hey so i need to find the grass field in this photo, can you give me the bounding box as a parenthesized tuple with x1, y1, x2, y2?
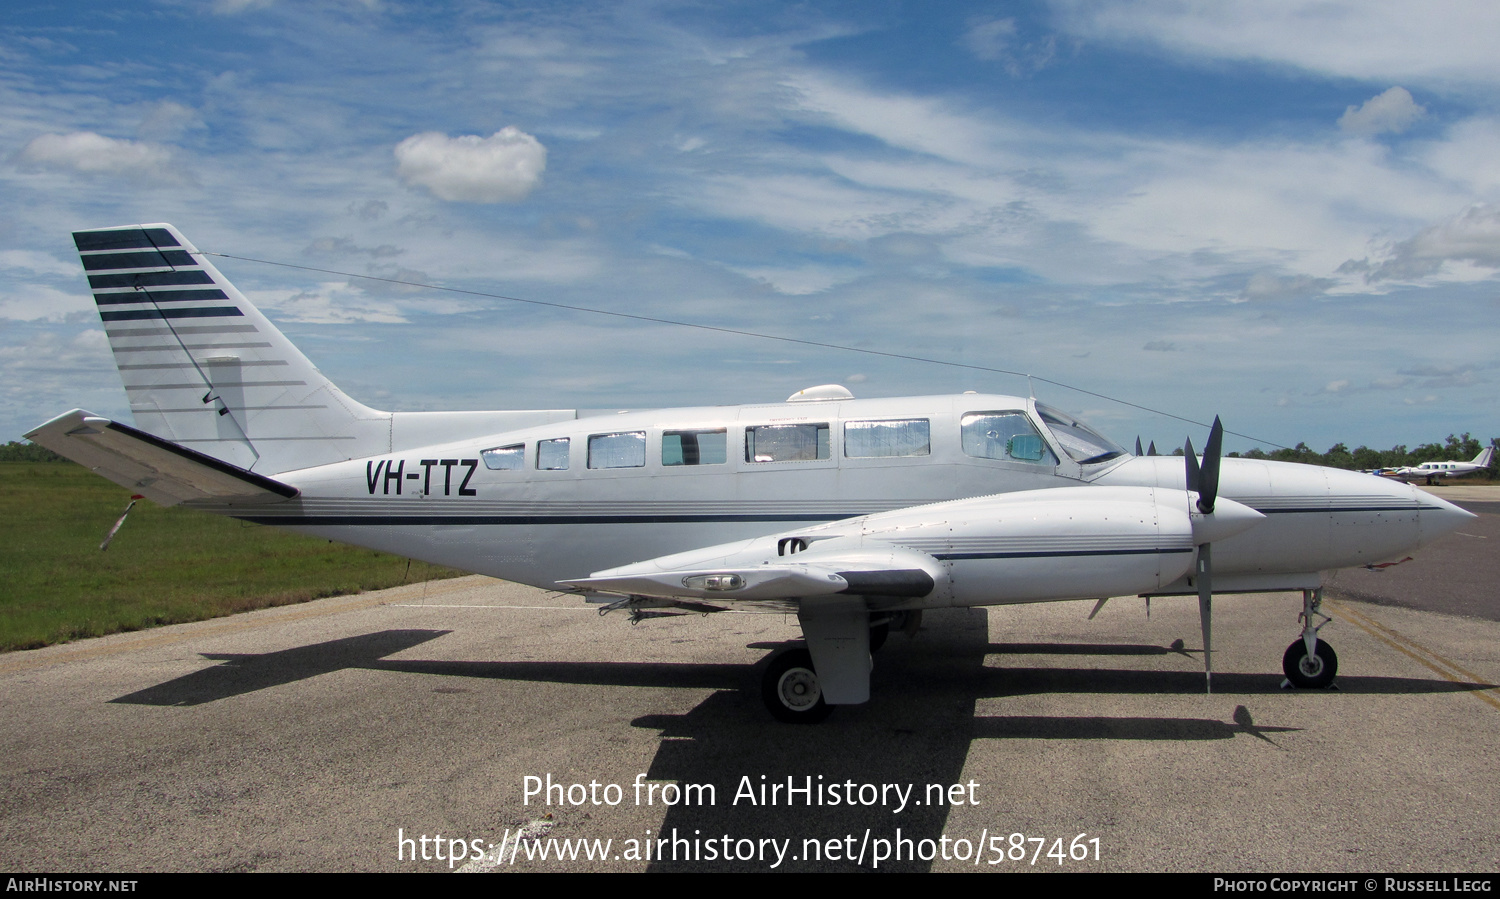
(0, 462, 463, 651)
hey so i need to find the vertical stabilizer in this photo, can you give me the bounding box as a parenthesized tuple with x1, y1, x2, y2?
(1474, 447, 1495, 468)
(75, 224, 392, 474)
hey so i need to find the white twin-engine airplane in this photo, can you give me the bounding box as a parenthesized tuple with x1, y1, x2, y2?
(1380, 447, 1495, 486)
(27, 224, 1475, 722)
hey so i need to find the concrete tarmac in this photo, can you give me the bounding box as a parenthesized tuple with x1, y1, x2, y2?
(1, 498, 1497, 873)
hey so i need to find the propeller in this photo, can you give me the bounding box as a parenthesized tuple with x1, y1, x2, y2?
(1185, 416, 1224, 694)
(1148, 441, 1158, 456)
(1135, 436, 1143, 456)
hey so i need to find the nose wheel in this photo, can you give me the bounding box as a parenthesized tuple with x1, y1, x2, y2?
(1282, 638, 1338, 688)
(763, 648, 831, 723)
(1282, 588, 1338, 689)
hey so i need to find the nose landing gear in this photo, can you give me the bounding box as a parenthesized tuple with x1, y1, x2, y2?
(1282, 588, 1338, 689)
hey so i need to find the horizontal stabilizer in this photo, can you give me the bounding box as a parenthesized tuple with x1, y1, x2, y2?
(25, 409, 298, 507)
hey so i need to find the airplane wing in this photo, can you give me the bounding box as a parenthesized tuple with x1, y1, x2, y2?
(25, 409, 299, 506)
(561, 485, 1265, 612)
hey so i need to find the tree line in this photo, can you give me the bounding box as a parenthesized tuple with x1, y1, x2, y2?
(1224, 432, 1498, 478)
(0, 441, 64, 463)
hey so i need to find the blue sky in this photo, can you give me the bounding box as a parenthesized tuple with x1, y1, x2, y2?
(2, 0, 1497, 454)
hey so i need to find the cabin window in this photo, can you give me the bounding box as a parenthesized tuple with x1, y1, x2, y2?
(481, 444, 525, 471)
(588, 431, 647, 469)
(844, 419, 930, 458)
(746, 423, 830, 462)
(663, 429, 727, 466)
(537, 437, 570, 470)
(961, 412, 1058, 465)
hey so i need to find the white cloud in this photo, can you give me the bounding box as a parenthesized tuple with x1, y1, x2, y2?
(393, 128, 547, 203)
(211, 0, 378, 12)
(961, 18, 1017, 61)
(212, 0, 276, 12)
(347, 199, 389, 221)
(1420, 117, 1500, 195)
(252, 283, 408, 325)
(960, 17, 1057, 77)
(1339, 87, 1425, 135)
(12, 131, 177, 182)
(0, 250, 78, 278)
(1055, 1, 1500, 88)
(304, 237, 402, 259)
(787, 75, 1016, 168)
(1086, 139, 1466, 276)
(0, 284, 93, 322)
(684, 173, 919, 240)
(137, 101, 204, 141)
(1241, 272, 1336, 301)
(725, 263, 863, 295)
(778, 76, 1470, 285)
(1342, 204, 1500, 281)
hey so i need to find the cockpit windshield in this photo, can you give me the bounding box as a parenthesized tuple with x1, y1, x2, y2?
(1035, 403, 1127, 465)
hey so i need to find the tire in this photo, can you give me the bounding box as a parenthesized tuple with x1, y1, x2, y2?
(1282, 638, 1338, 688)
(762, 648, 832, 723)
(868, 622, 890, 653)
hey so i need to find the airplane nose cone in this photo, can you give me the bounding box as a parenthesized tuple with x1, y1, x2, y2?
(1415, 489, 1477, 548)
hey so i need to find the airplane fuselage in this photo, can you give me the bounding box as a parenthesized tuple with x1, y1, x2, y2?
(195, 393, 1462, 605)
(28, 222, 1481, 719)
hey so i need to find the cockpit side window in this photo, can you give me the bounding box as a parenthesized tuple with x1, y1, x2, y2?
(1034, 403, 1126, 465)
(961, 412, 1058, 465)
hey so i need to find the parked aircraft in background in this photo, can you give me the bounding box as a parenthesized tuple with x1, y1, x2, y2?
(26, 224, 1475, 722)
(1379, 448, 1494, 486)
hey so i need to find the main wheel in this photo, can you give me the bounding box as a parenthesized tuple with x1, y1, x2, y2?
(762, 648, 831, 723)
(868, 621, 890, 653)
(1282, 638, 1338, 688)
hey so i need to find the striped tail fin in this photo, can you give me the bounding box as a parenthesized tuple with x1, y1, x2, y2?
(76, 223, 392, 475)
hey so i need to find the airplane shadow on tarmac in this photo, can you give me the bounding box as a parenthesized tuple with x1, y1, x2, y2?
(109, 610, 1494, 871)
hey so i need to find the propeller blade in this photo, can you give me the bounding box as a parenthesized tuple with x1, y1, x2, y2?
(1197, 542, 1213, 694)
(1184, 435, 1200, 493)
(1185, 416, 1225, 692)
(1135, 436, 1143, 456)
(1198, 416, 1224, 514)
(1147, 440, 1158, 456)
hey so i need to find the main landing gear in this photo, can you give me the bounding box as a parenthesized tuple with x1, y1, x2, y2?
(762, 609, 911, 723)
(1282, 587, 1338, 689)
(762, 649, 830, 723)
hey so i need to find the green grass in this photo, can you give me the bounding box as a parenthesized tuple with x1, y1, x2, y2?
(0, 462, 464, 651)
